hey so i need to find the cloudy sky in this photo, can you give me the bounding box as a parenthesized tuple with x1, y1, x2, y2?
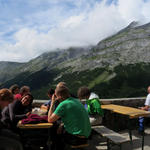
(0, 0, 150, 62)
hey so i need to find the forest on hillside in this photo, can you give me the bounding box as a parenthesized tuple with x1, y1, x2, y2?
(1, 63, 150, 99)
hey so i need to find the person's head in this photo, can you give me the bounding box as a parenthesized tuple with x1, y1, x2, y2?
(47, 88, 55, 99)
(0, 88, 14, 109)
(20, 86, 30, 96)
(55, 86, 70, 101)
(56, 82, 67, 88)
(21, 93, 34, 106)
(147, 86, 150, 93)
(77, 86, 91, 100)
(9, 84, 20, 95)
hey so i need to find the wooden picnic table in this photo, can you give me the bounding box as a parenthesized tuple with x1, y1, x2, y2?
(17, 121, 53, 129)
(101, 104, 150, 150)
(101, 104, 150, 118)
(17, 121, 53, 150)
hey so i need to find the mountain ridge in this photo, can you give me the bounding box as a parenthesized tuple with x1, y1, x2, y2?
(1, 22, 150, 99)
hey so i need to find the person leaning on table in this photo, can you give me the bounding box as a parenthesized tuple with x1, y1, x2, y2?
(1, 93, 33, 132)
(139, 86, 150, 134)
(0, 88, 23, 150)
(48, 86, 91, 150)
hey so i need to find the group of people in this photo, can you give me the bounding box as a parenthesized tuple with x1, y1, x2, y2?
(1, 81, 150, 149)
(40, 82, 104, 149)
(0, 82, 104, 150)
(0, 85, 34, 150)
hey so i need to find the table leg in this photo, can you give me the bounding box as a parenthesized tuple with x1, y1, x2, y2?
(128, 119, 133, 145)
(127, 118, 136, 150)
(141, 117, 145, 150)
(142, 133, 144, 150)
(47, 128, 52, 150)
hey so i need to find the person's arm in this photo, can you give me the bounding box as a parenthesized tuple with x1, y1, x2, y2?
(48, 113, 60, 123)
(141, 105, 149, 111)
(9, 101, 29, 121)
(41, 105, 49, 111)
(9, 101, 18, 121)
(41, 100, 51, 110)
(48, 94, 60, 123)
(14, 114, 28, 120)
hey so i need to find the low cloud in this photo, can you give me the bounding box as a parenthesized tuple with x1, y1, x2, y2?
(0, 0, 150, 62)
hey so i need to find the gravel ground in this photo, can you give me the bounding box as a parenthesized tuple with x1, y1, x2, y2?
(83, 127, 150, 150)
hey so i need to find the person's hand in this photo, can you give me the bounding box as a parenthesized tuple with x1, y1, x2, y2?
(26, 112, 31, 117)
(140, 106, 148, 111)
(51, 94, 58, 103)
(139, 107, 144, 110)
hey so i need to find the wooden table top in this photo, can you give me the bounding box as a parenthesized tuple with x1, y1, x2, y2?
(101, 104, 150, 118)
(17, 121, 53, 129)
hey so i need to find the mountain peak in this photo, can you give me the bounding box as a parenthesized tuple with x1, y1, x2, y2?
(127, 21, 139, 28)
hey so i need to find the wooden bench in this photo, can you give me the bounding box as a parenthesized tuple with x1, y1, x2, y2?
(92, 126, 129, 150)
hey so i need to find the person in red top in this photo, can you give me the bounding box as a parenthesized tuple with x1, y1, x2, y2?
(14, 86, 30, 101)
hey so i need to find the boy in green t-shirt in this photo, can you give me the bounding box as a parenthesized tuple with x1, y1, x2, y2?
(48, 86, 91, 150)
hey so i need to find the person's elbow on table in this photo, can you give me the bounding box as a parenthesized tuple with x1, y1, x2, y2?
(48, 113, 60, 123)
(139, 105, 149, 111)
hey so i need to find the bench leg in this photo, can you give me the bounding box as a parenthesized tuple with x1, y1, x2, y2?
(107, 139, 111, 150)
(107, 139, 123, 150)
(128, 119, 133, 145)
(119, 144, 122, 150)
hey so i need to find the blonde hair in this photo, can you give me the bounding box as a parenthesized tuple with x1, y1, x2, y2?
(56, 82, 67, 88)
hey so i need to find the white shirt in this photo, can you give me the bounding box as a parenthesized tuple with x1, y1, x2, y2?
(145, 93, 150, 113)
(89, 92, 99, 100)
(145, 93, 150, 106)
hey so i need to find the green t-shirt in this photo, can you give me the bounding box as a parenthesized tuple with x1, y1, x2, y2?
(54, 97, 91, 138)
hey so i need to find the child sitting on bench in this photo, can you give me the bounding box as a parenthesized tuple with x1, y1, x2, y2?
(77, 86, 103, 126)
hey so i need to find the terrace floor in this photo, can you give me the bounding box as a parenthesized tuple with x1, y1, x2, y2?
(87, 127, 150, 150)
(27, 126, 150, 150)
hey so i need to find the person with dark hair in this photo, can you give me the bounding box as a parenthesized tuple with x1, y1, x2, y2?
(14, 85, 30, 101)
(56, 82, 77, 98)
(0, 88, 23, 150)
(48, 86, 91, 150)
(41, 88, 55, 111)
(1, 93, 33, 131)
(9, 84, 20, 95)
(77, 86, 103, 126)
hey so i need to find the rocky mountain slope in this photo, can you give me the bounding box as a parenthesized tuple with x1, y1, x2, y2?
(61, 21, 150, 72)
(1, 22, 150, 99)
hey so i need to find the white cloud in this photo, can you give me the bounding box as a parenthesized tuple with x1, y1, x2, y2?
(0, 0, 150, 62)
(117, 0, 145, 22)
